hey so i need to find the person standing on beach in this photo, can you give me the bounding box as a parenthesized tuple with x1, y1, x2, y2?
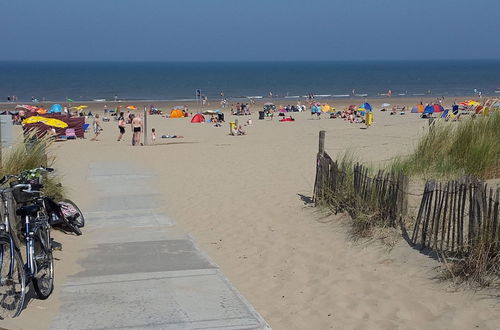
(117, 112, 126, 141)
(131, 114, 143, 146)
(91, 114, 102, 141)
(151, 128, 156, 143)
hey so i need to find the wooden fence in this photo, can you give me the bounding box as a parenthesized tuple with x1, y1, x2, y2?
(313, 131, 408, 229)
(411, 178, 500, 254)
(313, 130, 499, 257)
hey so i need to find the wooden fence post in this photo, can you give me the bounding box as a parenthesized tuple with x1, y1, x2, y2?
(318, 130, 326, 156)
(143, 105, 148, 146)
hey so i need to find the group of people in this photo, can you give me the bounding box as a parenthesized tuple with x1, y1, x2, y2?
(91, 111, 146, 145)
(231, 103, 251, 115)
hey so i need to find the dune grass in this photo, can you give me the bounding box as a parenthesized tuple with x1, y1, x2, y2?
(392, 112, 500, 180)
(1, 131, 65, 200)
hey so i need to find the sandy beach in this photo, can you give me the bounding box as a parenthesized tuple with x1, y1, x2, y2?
(2, 98, 499, 330)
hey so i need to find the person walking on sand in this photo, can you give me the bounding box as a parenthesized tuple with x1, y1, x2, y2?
(151, 128, 156, 143)
(91, 114, 102, 141)
(117, 112, 126, 141)
(131, 114, 143, 146)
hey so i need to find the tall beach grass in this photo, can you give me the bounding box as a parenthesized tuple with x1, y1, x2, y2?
(393, 112, 500, 180)
(1, 131, 64, 200)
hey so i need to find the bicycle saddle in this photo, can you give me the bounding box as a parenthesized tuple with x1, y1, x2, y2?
(16, 204, 41, 216)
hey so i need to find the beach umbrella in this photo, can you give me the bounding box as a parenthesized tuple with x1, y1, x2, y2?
(423, 105, 434, 114)
(36, 107, 48, 114)
(22, 116, 68, 128)
(322, 104, 332, 112)
(432, 104, 444, 112)
(16, 104, 39, 112)
(126, 105, 137, 110)
(411, 104, 425, 113)
(49, 104, 62, 113)
(381, 103, 391, 108)
(71, 105, 88, 111)
(360, 102, 372, 111)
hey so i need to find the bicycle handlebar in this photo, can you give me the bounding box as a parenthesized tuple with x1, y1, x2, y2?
(0, 166, 54, 185)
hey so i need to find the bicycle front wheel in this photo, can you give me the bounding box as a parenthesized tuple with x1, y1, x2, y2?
(60, 199, 85, 228)
(0, 234, 26, 319)
(32, 233, 54, 300)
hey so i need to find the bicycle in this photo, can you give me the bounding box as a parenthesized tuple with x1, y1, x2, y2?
(0, 167, 55, 318)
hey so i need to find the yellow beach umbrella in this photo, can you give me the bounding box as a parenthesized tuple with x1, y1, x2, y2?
(44, 118, 69, 128)
(22, 116, 68, 128)
(22, 116, 46, 124)
(71, 105, 88, 110)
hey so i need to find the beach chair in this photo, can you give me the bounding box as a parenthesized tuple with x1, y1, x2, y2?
(65, 128, 77, 139)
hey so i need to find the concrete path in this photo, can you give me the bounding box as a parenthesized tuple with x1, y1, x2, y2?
(51, 163, 270, 330)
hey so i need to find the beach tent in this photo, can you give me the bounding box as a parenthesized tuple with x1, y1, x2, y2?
(170, 109, 184, 118)
(191, 113, 205, 123)
(49, 104, 62, 113)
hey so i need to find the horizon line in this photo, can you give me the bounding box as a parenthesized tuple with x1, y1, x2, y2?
(1, 58, 500, 63)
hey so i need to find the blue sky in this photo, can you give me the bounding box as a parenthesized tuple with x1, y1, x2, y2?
(1, 0, 499, 61)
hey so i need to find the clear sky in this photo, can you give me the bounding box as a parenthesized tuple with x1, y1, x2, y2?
(1, 0, 499, 61)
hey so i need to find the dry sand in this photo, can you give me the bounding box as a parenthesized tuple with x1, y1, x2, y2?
(2, 97, 499, 330)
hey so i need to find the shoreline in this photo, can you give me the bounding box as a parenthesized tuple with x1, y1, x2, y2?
(0, 94, 495, 105)
(0, 95, 490, 113)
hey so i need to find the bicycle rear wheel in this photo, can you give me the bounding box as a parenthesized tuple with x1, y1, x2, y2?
(32, 233, 54, 300)
(0, 234, 26, 319)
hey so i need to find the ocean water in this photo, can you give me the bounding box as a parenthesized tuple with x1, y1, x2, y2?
(0, 61, 499, 102)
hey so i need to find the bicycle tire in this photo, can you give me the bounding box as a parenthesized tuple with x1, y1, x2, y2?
(32, 233, 54, 300)
(60, 199, 85, 228)
(58, 210, 82, 236)
(0, 234, 26, 319)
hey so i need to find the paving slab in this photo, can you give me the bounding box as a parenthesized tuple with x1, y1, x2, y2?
(51, 162, 270, 330)
(84, 209, 174, 228)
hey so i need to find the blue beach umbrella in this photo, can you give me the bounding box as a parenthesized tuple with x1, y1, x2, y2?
(424, 105, 434, 114)
(49, 104, 62, 113)
(362, 102, 372, 111)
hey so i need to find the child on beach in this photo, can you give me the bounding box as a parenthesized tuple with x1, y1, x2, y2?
(91, 114, 102, 141)
(152, 128, 156, 142)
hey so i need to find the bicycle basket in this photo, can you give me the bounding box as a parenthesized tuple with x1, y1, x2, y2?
(11, 181, 41, 203)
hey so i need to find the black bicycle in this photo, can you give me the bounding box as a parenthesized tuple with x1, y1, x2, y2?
(0, 167, 54, 318)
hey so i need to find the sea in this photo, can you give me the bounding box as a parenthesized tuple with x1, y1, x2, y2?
(1, 60, 499, 102)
